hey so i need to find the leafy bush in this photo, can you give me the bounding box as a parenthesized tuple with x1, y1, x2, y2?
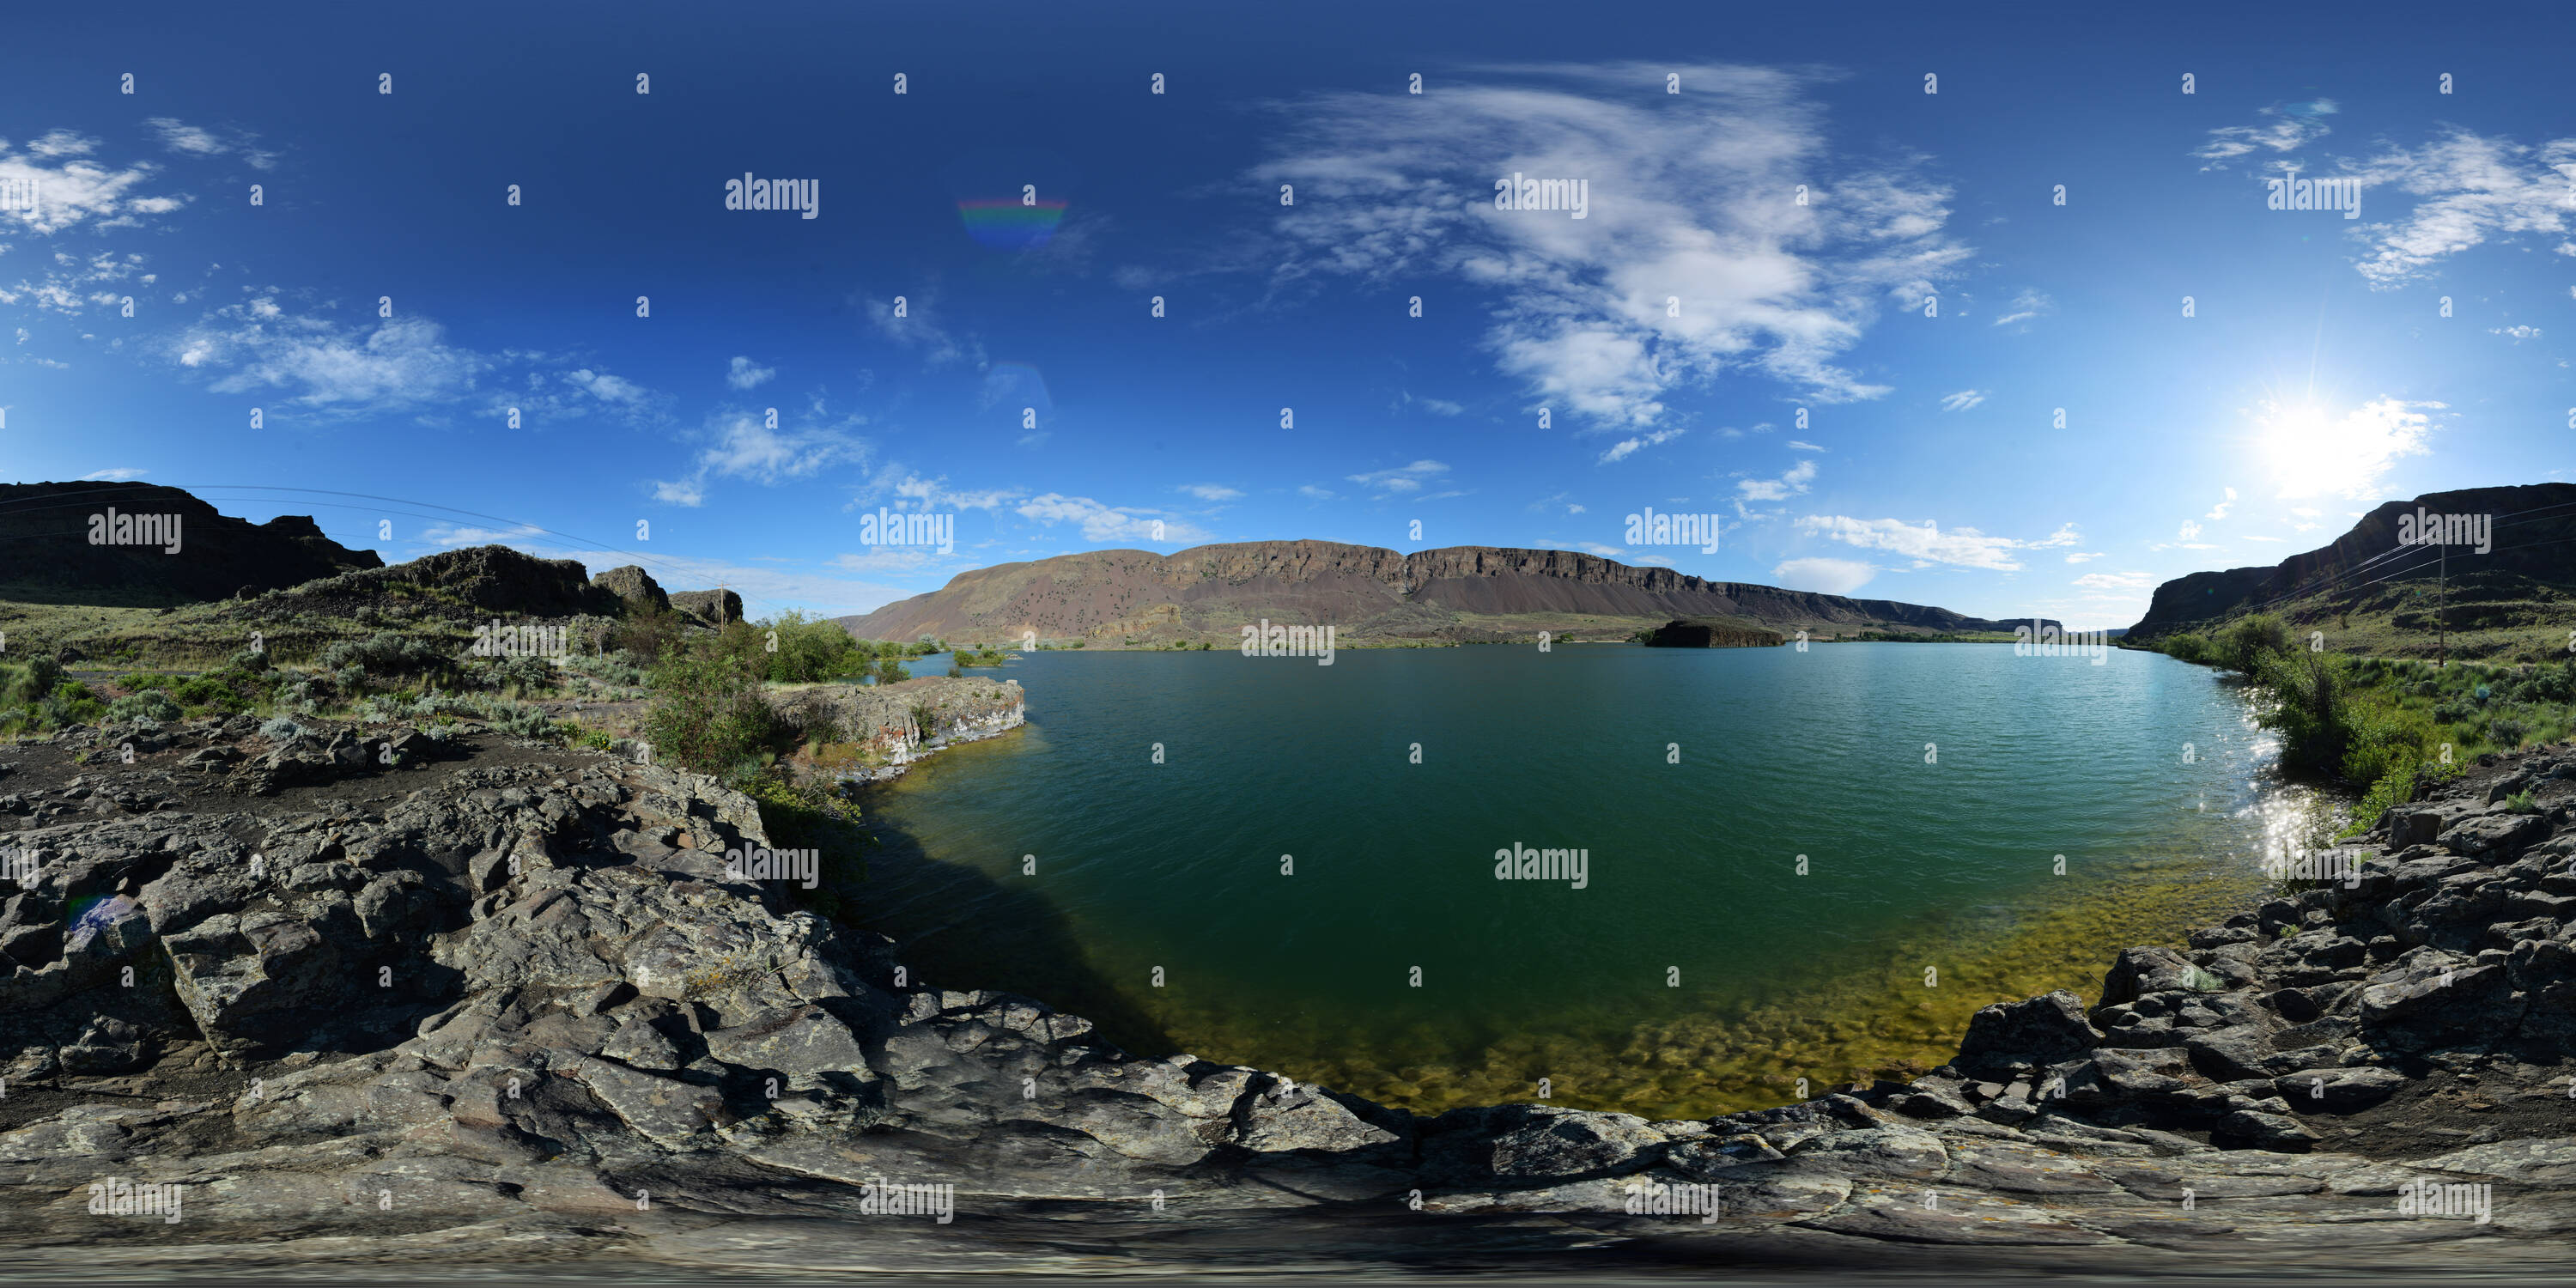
(261, 716, 307, 740)
(611, 605, 690, 665)
(2159, 632, 2211, 664)
(641, 647, 788, 774)
(872, 659, 910, 687)
(2502, 790, 2543, 815)
(2219, 613, 2291, 675)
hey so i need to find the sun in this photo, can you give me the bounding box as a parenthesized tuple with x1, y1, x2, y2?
(2254, 398, 2433, 500)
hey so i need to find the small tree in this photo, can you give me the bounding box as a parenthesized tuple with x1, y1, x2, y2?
(873, 658, 910, 687)
(641, 646, 786, 774)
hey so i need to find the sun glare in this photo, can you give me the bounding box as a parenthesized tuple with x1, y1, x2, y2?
(2256, 397, 2433, 499)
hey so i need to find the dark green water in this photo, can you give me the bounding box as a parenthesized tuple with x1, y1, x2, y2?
(856, 644, 2318, 1119)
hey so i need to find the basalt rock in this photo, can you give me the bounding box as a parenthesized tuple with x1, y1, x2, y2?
(7, 732, 2576, 1275)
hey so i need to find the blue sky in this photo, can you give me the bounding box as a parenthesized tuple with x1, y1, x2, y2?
(4, 1, 2571, 629)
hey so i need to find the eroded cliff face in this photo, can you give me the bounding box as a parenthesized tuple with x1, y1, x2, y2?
(839, 542, 2056, 646)
(768, 677, 1027, 782)
(2131, 482, 2576, 638)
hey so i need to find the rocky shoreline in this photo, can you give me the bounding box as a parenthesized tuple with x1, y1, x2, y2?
(4, 711, 2576, 1277)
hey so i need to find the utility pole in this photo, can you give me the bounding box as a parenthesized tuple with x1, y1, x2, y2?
(717, 581, 729, 629)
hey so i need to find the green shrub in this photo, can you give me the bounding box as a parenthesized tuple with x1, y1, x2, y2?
(872, 659, 910, 687)
(2160, 632, 2211, 664)
(320, 631, 450, 677)
(2219, 613, 2291, 675)
(641, 647, 789, 774)
(108, 690, 182, 722)
(2502, 790, 2543, 815)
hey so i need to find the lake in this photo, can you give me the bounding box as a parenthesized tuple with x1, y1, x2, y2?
(853, 642, 2319, 1120)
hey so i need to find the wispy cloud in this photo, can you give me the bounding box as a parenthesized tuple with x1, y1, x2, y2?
(79, 467, 146, 481)
(726, 355, 776, 389)
(2073, 570, 2155, 591)
(1738, 458, 1817, 502)
(1347, 459, 1450, 495)
(1016, 493, 1206, 543)
(2206, 486, 2237, 520)
(143, 117, 277, 170)
(1599, 428, 1685, 463)
(1938, 389, 1986, 412)
(1786, 440, 1826, 452)
(1990, 288, 2052, 328)
(2195, 101, 2336, 170)
(1771, 556, 1876, 595)
(1794, 514, 2061, 572)
(1247, 63, 1967, 424)
(651, 408, 870, 507)
(1179, 483, 1244, 501)
(2346, 128, 2576, 287)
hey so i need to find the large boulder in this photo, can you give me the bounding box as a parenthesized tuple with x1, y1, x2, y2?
(591, 564, 671, 613)
(671, 588, 744, 626)
(1958, 990, 2100, 1073)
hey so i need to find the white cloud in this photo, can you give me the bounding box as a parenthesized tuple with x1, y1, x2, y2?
(0, 132, 189, 238)
(1297, 484, 1336, 500)
(1771, 556, 1876, 595)
(2065, 551, 2103, 564)
(1990, 288, 2052, 328)
(1248, 63, 1967, 423)
(2073, 570, 2155, 591)
(1786, 440, 1825, 452)
(726, 355, 777, 389)
(1598, 428, 1685, 463)
(1347, 459, 1449, 494)
(1016, 493, 1206, 543)
(1794, 514, 2038, 571)
(2178, 519, 2202, 541)
(1180, 483, 1244, 501)
(143, 117, 276, 170)
(2492, 325, 2543, 341)
(1938, 389, 1985, 412)
(80, 466, 146, 481)
(2206, 486, 2237, 520)
(1737, 458, 1817, 501)
(2346, 129, 2576, 287)
(650, 409, 870, 505)
(2194, 101, 2336, 169)
(858, 287, 982, 368)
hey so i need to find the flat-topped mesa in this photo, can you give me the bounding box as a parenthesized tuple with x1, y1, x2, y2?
(838, 539, 2062, 646)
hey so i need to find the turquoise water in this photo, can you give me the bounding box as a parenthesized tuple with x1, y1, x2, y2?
(857, 644, 2316, 1118)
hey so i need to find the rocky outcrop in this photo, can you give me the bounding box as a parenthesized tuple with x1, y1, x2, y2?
(768, 677, 1026, 782)
(837, 541, 2060, 647)
(671, 588, 743, 627)
(0, 481, 382, 605)
(590, 565, 670, 614)
(240, 544, 629, 622)
(1643, 617, 1788, 648)
(9, 713, 2576, 1275)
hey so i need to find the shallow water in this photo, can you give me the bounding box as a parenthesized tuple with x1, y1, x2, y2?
(855, 644, 2318, 1118)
